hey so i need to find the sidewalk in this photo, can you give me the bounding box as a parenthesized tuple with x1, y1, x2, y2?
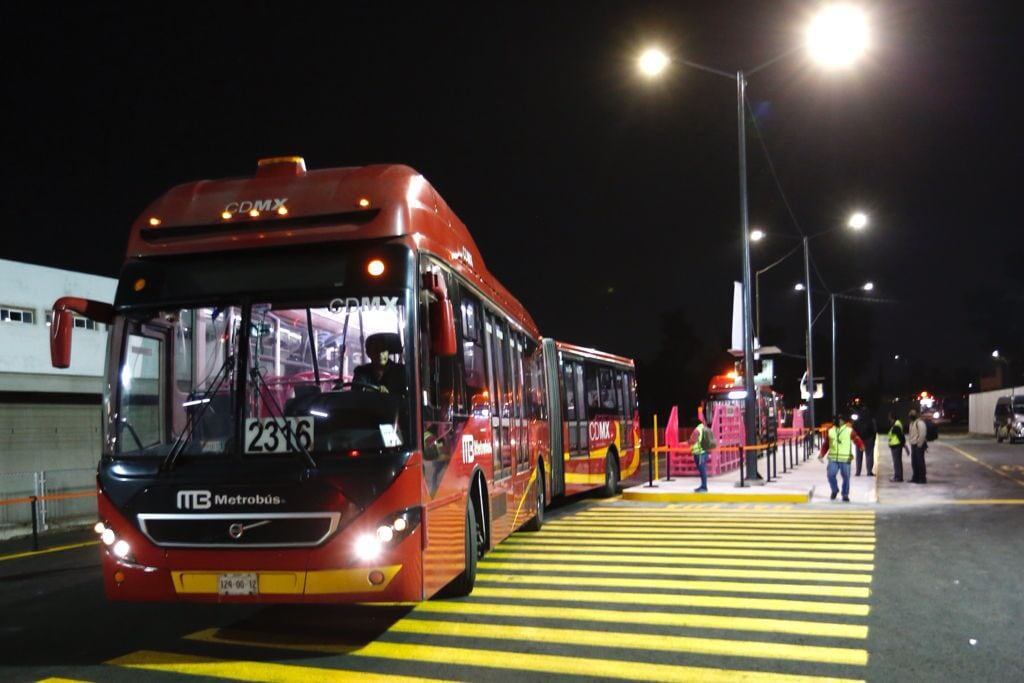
(624, 443, 879, 504)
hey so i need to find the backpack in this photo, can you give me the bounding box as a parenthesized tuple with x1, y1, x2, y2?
(925, 419, 939, 442)
(700, 424, 717, 452)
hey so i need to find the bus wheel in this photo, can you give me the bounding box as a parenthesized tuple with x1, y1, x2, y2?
(446, 500, 479, 597)
(600, 452, 619, 498)
(522, 466, 545, 532)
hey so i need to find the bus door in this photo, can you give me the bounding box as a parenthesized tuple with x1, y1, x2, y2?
(509, 332, 531, 513)
(563, 358, 590, 486)
(484, 313, 513, 540)
(541, 339, 564, 498)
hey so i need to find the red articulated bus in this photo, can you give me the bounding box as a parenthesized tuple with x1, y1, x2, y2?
(50, 157, 637, 603)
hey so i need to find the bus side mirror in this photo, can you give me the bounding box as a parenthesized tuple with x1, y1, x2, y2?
(421, 273, 457, 357)
(50, 297, 115, 369)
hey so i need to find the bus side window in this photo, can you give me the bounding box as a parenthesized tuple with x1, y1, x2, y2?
(584, 362, 602, 416)
(524, 339, 545, 421)
(459, 289, 487, 409)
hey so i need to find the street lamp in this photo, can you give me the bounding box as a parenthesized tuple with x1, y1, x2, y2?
(636, 5, 870, 482)
(750, 228, 766, 242)
(848, 211, 869, 230)
(805, 4, 871, 69)
(638, 47, 670, 78)
(794, 282, 806, 291)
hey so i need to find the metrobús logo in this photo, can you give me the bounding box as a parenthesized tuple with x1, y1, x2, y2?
(176, 490, 284, 510)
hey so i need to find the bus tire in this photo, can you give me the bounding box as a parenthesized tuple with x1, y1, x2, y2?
(600, 451, 619, 498)
(446, 499, 479, 597)
(522, 464, 545, 532)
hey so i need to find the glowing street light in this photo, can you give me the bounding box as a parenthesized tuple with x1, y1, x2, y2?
(992, 349, 1001, 359)
(637, 47, 670, 78)
(806, 3, 871, 69)
(794, 282, 806, 292)
(750, 228, 766, 242)
(862, 281, 874, 291)
(848, 211, 869, 230)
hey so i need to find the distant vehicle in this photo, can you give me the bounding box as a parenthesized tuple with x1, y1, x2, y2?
(994, 395, 1024, 443)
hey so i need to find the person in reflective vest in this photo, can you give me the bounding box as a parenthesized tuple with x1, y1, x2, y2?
(688, 404, 713, 493)
(887, 412, 909, 482)
(818, 412, 865, 502)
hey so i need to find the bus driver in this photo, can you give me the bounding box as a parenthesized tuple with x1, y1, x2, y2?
(352, 333, 406, 396)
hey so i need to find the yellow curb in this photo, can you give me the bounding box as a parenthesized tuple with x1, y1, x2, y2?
(623, 490, 811, 504)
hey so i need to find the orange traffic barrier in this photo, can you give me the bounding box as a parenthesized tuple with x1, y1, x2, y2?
(0, 488, 97, 551)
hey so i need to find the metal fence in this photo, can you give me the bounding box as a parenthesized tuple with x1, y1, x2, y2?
(0, 467, 96, 539)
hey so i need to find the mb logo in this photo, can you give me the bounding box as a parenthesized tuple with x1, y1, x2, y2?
(176, 490, 212, 510)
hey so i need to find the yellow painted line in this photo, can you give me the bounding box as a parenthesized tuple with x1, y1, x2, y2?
(569, 515, 876, 528)
(951, 499, 1024, 505)
(470, 585, 870, 616)
(37, 678, 93, 683)
(389, 617, 868, 666)
(480, 559, 873, 583)
(106, 650, 445, 682)
(503, 538, 874, 560)
(623, 490, 811, 503)
(582, 511, 875, 521)
(507, 535, 875, 551)
(546, 522, 877, 537)
(413, 600, 869, 639)
(589, 505, 874, 516)
(478, 572, 872, 598)
(531, 531, 876, 547)
(940, 443, 1024, 488)
(489, 548, 874, 570)
(187, 629, 863, 683)
(0, 540, 97, 563)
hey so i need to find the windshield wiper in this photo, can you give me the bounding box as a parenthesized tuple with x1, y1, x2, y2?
(249, 365, 318, 470)
(161, 352, 235, 472)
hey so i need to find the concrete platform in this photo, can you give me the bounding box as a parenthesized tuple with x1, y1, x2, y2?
(623, 444, 880, 504)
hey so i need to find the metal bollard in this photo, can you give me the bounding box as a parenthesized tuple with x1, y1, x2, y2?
(30, 496, 39, 551)
(782, 440, 788, 474)
(739, 446, 745, 487)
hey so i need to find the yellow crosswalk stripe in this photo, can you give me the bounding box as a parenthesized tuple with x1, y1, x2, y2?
(470, 585, 870, 616)
(546, 523, 877, 538)
(487, 549, 874, 571)
(185, 629, 864, 683)
(502, 537, 875, 560)
(478, 559, 873, 584)
(541, 526, 876, 542)
(522, 533, 875, 551)
(387, 617, 868, 666)
(412, 600, 869, 639)
(574, 509, 876, 519)
(566, 516, 876, 529)
(478, 572, 872, 598)
(106, 649, 445, 682)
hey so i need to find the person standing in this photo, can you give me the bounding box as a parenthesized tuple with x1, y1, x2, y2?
(907, 409, 928, 484)
(887, 411, 909, 482)
(854, 407, 877, 477)
(688, 405, 714, 493)
(819, 412, 865, 502)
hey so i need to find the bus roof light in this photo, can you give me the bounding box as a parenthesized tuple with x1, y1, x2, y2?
(367, 259, 385, 277)
(148, 217, 161, 226)
(221, 211, 233, 220)
(248, 209, 260, 218)
(358, 197, 371, 208)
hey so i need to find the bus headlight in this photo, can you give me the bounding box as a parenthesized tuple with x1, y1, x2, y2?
(354, 534, 382, 561)
(94, 521, 107, 535)
(101, 528, 116, 546)
(112, 540, 132, 559)
(354, 507, 422, 562)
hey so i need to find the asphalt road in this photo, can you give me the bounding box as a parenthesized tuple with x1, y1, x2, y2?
(1, 436, 1021, 682)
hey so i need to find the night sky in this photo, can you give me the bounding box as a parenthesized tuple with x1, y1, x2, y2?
(5, 2, 1022, 408)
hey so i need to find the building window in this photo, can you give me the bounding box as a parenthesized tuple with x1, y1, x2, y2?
(1, 306, 35, 324)
(45, 310, 105, 331)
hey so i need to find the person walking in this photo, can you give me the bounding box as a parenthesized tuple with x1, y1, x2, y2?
(907, 409, 928, 484)
(886, 411, 909, 482)
(854, 407, 877, 476)
(819, 412, 865, 502)
(688, 405, 714, 493)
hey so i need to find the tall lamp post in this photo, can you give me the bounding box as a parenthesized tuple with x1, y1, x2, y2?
(636, 5, 870, 481)
(831, 281, 876, 417)
(752, 209, 872, 433)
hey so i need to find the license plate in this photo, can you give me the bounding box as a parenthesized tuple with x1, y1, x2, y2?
(218, 573, 258, 596)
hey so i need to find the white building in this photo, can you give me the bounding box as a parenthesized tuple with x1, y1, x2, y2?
(0, 259, 117, 474)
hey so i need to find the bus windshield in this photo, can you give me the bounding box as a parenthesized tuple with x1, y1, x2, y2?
(113, 295, 412, 458)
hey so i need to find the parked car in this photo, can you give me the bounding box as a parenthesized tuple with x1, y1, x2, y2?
(994, 395, 1024, 443)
